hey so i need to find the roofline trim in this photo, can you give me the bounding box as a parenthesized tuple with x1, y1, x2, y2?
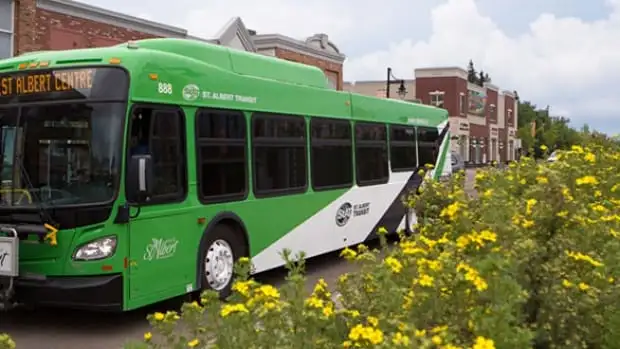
(37, 0, 188, 38)
(253, 34, 346, 64)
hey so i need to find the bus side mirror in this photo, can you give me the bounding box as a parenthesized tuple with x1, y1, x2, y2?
(127, 154, 154, 204)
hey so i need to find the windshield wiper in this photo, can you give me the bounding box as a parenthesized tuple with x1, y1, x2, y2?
(13, 153, 58, 230)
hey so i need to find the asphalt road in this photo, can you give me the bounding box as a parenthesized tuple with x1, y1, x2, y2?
(1, 169, 477, 349)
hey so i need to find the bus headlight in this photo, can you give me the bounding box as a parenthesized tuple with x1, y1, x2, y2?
(73, 236, 117, 261)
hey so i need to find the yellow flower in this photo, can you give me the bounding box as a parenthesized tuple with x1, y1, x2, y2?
(367, 316, 379, 327)
(340, 247, 358, 260)
(220, 303, 249, 317)
(348, 324, 384, 345)
(584, 152, 596, 162)
(143, 332, 152, 341)
(473, 336, 495, 349)
(440, 202, 462, 221)
(153, 312, 165, 321)
(384, 256, 403, 273)
(188, 338, 200, 348)
(575, 175, 599, 186)
(536, 176, 549, 184)
(418, 274, 434, 287)
(540, 144, 548, 151)
(392, 332, 411, 346)
(578, 282, 590, 291)
(432, 335, 443, 345)
(566, 251, 604, 267)
(562, 279, 573, 288)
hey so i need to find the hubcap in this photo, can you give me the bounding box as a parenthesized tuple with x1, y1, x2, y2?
(204, 239, 234, 291)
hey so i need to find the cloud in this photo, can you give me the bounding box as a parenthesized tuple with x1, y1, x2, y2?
(344, 0, 620, 131)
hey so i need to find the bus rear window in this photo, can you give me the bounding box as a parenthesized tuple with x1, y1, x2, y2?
(0, 67, 129, 104)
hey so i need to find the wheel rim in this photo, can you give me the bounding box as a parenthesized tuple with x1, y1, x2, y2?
(204, 239, 235, 291)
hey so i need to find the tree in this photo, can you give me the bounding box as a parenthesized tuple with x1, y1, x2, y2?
(478, 70, 485, 86)
(467, 60, 478, 84)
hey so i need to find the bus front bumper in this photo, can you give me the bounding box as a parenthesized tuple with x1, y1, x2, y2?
(14, 273, 123, 311)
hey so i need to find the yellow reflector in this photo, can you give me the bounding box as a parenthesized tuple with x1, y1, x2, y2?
(18, 63, 27, 69)
(148, 73, 158, 80)
(28, 62, 38, 68)
(109, 58, 121, 64)
(39, 61, 50, 67)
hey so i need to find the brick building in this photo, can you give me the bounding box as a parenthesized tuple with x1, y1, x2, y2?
(1, 0, 345, 89)
(344, 67, 519, 164)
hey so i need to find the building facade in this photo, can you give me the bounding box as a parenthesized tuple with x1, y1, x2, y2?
(2, 0, 345, 89)
(344, 67, 519, 164)
(415, 67, 518, 164)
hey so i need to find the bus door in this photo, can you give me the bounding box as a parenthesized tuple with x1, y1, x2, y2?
(125, 104, 195, 303)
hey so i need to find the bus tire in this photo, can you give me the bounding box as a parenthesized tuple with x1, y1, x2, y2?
(197, 223, 246, 301)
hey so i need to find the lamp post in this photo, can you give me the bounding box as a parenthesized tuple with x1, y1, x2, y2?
(386, 67, 407, 99)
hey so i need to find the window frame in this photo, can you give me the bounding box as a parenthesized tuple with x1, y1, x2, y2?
(354, 121, 389, 187)
(389, 125, 417, 172)
(459, 93, 466, 115)
(310, 117, 353, 191)
(251, 112, 308, 198)
(416, 126, 439, 168)
(124, 103, 188, 206)
(0, 0, 14, 59)
(195, 107, 248, 204)
(429, 91, 445, 108)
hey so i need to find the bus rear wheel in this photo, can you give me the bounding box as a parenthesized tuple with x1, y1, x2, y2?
(198, 224, 246, 300)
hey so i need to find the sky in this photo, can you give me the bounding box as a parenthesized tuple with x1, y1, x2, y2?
(85, 0, 620, 134)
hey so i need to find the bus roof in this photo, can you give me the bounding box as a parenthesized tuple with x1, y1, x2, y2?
(0, 38, 448, 127)
(125, 38, 330, 89)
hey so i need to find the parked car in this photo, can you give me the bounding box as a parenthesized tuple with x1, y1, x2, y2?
(547, 150, 559, 162)
(451, 152, 465, 173)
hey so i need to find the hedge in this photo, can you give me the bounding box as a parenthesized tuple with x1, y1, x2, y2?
(2, 143, 619, 349)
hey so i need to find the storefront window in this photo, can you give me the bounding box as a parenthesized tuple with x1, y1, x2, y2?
(0, 0, 14, 59)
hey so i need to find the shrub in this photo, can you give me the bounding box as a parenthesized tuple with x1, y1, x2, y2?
(414, 144, 620, 348)
(0, 334, 15, 349)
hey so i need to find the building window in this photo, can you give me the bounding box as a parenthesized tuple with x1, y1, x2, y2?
(390, 125, 416, 171)
(508, 109, 513, 124)
(252, 113, 307, 197)
(459, 93, 466, 115)
(429, 91, 445, 108)
(417, 127, 439, 167)
(0, 0, 14, 59)
(355, 122, 388, 186)
(310, 118, 352, 190)
(195, 108, 247, 203)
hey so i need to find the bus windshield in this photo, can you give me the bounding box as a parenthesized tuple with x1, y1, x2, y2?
(0, 67, 128, 207)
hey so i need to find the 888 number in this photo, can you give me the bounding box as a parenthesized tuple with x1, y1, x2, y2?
(157, 82, 173, 95)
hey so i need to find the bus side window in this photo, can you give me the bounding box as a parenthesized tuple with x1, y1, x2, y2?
(416, 126, 439, 168)
(390, 125, 417, 172)
(310, 117, 352, 191)
(195, 108, 247, 203)
(355, 122, 388, 186)
(126, 105, 187, 203)
(252, 112, 307, 197)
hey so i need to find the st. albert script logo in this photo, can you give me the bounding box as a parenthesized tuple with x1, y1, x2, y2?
(143, 238, 179, 261)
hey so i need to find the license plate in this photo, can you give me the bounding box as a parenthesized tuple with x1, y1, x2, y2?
(0, 236, 18, 277)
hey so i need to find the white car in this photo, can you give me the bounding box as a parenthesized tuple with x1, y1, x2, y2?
(547, 150, 558, 162)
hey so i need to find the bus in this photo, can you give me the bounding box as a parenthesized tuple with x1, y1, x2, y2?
(0, 38, 450, 312)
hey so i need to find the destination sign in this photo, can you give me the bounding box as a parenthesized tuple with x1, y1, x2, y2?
(0, 67, 128, 103)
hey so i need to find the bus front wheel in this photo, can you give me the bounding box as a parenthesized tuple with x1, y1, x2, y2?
(198, 223, 246, 300)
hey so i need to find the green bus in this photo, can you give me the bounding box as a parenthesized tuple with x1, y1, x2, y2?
(0, 38, 450, 311)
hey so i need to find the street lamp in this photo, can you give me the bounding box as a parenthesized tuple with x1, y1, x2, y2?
(386, 67, 407, 99)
